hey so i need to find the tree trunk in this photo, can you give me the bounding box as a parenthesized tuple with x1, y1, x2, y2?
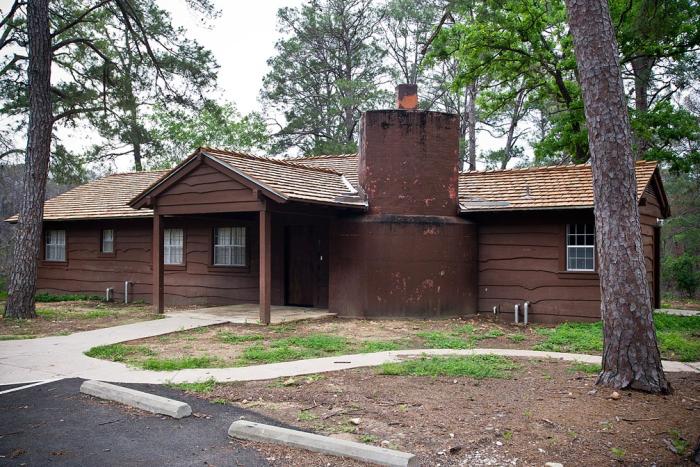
(565, 0, 670, 393)
(631, 55, 654, 158)
(4, 0, 53, 319)
(133, 142, 142, 171)
(466, 83, 477, 171)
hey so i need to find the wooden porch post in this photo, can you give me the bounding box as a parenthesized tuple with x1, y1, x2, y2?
(259, 206, 271, 325)
(152, 209, 164, 313)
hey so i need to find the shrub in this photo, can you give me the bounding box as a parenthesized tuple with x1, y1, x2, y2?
(663, 253, 700, 297)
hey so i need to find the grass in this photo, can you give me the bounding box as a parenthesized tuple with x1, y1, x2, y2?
(140, 356, 221, 371)
(0, 334, 37, 340)
(611, 447, 625, 459)
(84, 343, 154, 362)
(169, 378, 217, 393)
(416, 331, 473, 349)
(533, 314, 700, 361)
(240, 334, 350, 364)
(378, 355, 519, 379)
(359, 340, 402, 352)
(35, 293, 104, 302)
(569, 362, 601, 374)
(36, 307, 119, 321)
(507, 333, 526, 343)
(217, 331, 264, 344)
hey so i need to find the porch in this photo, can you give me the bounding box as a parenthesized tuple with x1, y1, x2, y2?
(167, 304, 335, 325)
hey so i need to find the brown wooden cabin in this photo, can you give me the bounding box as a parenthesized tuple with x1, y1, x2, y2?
(10, 87, 669, 324)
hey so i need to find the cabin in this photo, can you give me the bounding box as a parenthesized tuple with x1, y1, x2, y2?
(9, 86, 670, 324)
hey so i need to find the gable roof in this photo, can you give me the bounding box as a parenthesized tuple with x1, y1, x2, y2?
(458, 160, 664, 213)
(129, 148, 367, 210)
(5, 170, 167, 222)
(293, 153, 360, 188)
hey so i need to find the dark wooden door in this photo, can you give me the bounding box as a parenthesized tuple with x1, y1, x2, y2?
(285, 225, 317, 306)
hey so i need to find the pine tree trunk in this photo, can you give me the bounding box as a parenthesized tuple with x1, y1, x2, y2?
(4, 0, 53, 319)
(631, 56, 654, 158)
(565, 0, 670, 393)
(466, 83, 477, 171)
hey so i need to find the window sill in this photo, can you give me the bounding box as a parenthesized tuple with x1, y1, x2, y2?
(557, 270, 598, 280)
(207, 265, 250, 274)
(164, 264, 186, 271)
(41, 260, 68, 268)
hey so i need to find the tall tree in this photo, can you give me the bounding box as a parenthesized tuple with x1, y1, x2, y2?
(261, 0, 389, 155)
(565, 0, 670, 393)
(0, 0, 214, 318)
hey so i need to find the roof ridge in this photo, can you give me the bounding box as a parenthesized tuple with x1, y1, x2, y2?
(293, 153, 358, 160)
(103, 169, 169, 176)
(459, 159, 657, 176)
(200, 147, 344, 175)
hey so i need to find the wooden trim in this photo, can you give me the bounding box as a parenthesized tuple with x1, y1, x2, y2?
(98, 228, 116, 258)
(207, 223, 252, 273)
(152, 211, 164, 313)
(653, 225, 661, 308)
(202, 155, 288, 204)
(163, 226, 187, 267)
(131, 153, 204, 208)
(259, 206, 271, 325)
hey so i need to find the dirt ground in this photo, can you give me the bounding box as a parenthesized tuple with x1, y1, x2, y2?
(189, 359, 700, 466)
(125, 316, 544, 363)
(0, 300, 159, 339)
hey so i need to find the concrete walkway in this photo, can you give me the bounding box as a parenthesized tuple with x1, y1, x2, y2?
(1, 312, 698, 386)
(656, 308, 700, 317)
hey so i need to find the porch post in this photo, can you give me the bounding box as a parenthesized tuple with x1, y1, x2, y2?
(259, 206, 271, 325)
(152, 208, 164, 313)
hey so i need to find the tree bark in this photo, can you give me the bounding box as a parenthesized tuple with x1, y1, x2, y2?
(4, 0, 53, 319)
(466, 83, 477, 171)
(631, 55, 654, 158)
(564, 0, 670, 393)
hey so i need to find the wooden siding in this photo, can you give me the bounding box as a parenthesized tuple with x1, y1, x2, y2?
(639, 184, 663, 308)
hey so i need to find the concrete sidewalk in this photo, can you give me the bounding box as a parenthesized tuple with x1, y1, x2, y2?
(1, 312, 698, 385)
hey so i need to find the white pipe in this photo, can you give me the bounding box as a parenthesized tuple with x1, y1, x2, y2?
(514, 304, 519, 324)
(524, 301, 529, 325)
(124, 281, 130, 304)
(105, 288, 113, 302)
(493, 306, 498, 315)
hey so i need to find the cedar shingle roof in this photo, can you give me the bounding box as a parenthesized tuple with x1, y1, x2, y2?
(12, 149, 661, 223)
(458, 160, 659, 212)
(6, 170, 167, 222)
(198, 148, 365, 208)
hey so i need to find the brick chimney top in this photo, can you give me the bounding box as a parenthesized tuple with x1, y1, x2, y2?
(396, 84, 418, 110)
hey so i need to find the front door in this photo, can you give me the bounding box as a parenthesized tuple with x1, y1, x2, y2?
(285, 225, 318, 306)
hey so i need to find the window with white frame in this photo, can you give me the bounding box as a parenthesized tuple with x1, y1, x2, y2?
(45, 229, 66, 261)
(566, 223, 595, 271)
(101, 229, 114, 253)
(213, 227, 246, 266)
(164, 228, 184, 265)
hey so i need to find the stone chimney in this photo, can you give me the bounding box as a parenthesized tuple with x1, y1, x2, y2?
(357, 85, 460, 216)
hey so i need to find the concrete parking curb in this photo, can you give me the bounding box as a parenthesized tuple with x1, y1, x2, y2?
(228, 420, 417, 466)
(80, 380, 192, 418)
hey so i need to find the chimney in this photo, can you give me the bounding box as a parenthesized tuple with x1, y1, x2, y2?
(358, 85, 460, 216)
(396, 83, 418, 110)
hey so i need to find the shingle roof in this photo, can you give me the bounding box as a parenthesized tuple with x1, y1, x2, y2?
(6, 170, 167, 222)
(458, 160, 659, 212)
(198, 148, 365, 208)
(12, 150, 661, 223)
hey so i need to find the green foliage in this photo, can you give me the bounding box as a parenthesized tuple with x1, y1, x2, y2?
(663, 253, 700, 297)
(84, 344, 154, 362)
(240, 333, 349, 364)
(35, 293, 103, 302)
(217, 332, 265, 344)
(36, 308, 116, 321)
(378, 355, 519, 378)
(507, 333, 526, 343)
(416, 331, 473, 349)
(169, 378, 218, 393)
(656, 331, 700, 362)
(533, 322, 604, 353)
(611, 447, 625, 459)
(149, 100, 269, 168)
(359, 340, 402, 353)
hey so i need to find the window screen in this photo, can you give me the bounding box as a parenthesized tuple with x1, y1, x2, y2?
(45, 229, 66, 261)
(566, 223, 595, 271)
(164, 228, 184, 265)
(214, 227, 246, 266)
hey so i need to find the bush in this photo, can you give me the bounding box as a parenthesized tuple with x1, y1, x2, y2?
(663, 254, 700, 297)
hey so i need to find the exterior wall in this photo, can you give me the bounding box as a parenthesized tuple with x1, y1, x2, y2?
(639, 184, 663, 308)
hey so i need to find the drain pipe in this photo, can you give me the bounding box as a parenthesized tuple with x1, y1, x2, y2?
(492, 305, 498, 315)
(105, 288, 113, 302)
(514, 304, 520, 324)
(523, 302, 530, 325)
(124, 281, 131, 304)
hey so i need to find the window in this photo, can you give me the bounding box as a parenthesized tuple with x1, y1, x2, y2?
(45, 229, 66, 262)
(214, 227, 246, 266)
(567, 223, 595, 271)
(164, 228, 184, 265)
(101, 229, 114, 253)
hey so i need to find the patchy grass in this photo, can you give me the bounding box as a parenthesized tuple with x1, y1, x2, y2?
(508, 333, 526, 343)
(84, 343, 154, 362)
(37, 308, 116, 320)
(569, 362, 601, 374)
(140, 356, 221, 371)
(416, 331, 473, 349)
(0, 334, 36, 341)
(359, 340, 402, 353)
(533, 314, 700, 361)
(168, 378, 218, 393)
(378, 355, 518, 379)
(217, 331, 264, 344)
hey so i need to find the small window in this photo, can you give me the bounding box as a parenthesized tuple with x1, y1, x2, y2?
(45, 229, 66, 262)
(566, 223, 595, 271)
(164, 228, 184, 265)
(214, 227, 246, 266)
(101, 229, 114, 253)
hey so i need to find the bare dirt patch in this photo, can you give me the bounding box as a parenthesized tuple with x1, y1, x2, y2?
(0, 300, 159, 339)
(188, 360, 700, 466)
